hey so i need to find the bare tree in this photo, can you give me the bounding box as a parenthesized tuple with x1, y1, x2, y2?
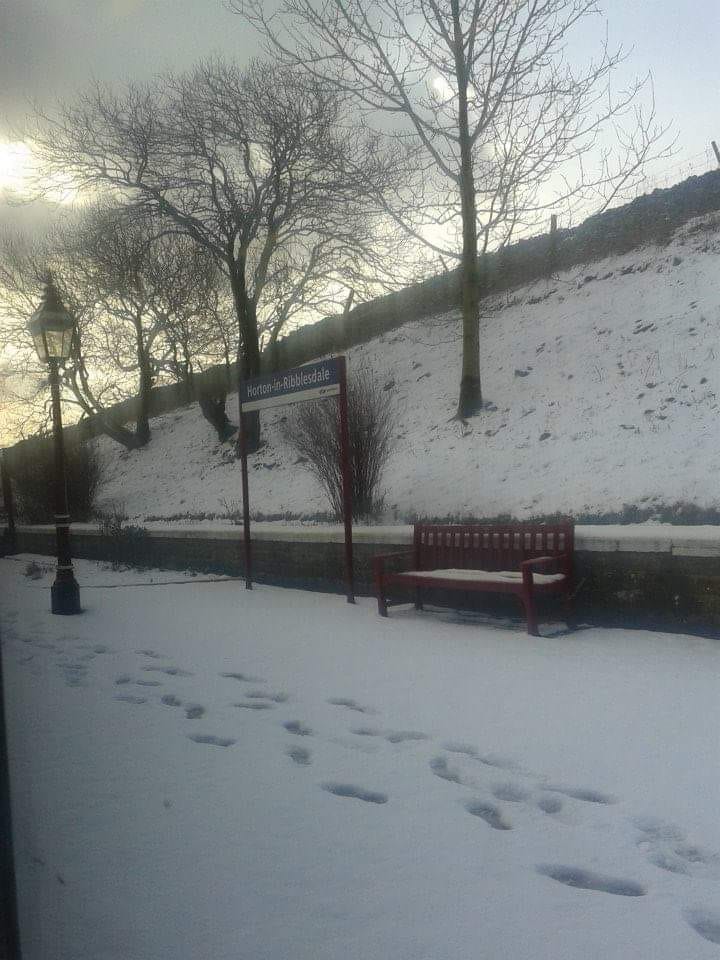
(0, 205, 233, 447)
(28, 58, 415, 451)
(234, 0, 671, 418)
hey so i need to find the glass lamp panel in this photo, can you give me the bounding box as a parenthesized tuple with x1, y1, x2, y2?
(52, 325, 74, 360)
(63, 325, 76, 358)
(31, 329, 49, 363)
(45, 327, 69, 359)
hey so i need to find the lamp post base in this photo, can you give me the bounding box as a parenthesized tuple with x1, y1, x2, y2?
(51, 572, 81, 615)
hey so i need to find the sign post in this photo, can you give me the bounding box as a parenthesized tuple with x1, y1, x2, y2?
(237, 403, 253, 591)
(238, 357, 354, 603)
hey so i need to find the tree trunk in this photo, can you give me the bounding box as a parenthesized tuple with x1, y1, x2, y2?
(99, 420, 148, 449)
(134, 317, 152, 446)
(66, 367, 148, 449)
(198, 391, 236, 442)
(452, 0, 483, 419)
(229, 263, 262, 454)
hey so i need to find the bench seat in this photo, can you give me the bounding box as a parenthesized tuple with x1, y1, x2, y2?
(393, 568, 567, 586)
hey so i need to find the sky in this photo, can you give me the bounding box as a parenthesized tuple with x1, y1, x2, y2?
(0, 0, 717, 228)
(1, 0, 718, 179)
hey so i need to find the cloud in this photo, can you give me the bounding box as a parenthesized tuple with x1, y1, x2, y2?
(105, 0, 145, 21)
(0, 0, 75, 135)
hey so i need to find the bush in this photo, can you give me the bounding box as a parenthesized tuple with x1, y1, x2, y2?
(283, 368, 396, 520)
(96, 508, 150, 569)
(12, 437, 103, 523)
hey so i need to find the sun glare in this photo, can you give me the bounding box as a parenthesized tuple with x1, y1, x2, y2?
(431, 76, 455, 101)
(0, 141, 34, 195)
(0, 139, 81, 204)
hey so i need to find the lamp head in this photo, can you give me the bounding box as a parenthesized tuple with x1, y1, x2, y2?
(28, 275, 75, 363)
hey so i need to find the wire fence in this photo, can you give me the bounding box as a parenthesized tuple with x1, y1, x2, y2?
(556, 143, 719, 232)
(630, 145, 718, 196)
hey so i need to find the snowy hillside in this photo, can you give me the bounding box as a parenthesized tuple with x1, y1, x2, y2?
(94, 213, 720, 525)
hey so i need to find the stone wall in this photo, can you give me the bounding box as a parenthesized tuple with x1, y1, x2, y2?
(6, 525, 720, 636)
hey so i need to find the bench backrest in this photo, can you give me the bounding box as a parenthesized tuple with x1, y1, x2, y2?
(413, 522, 574, 573)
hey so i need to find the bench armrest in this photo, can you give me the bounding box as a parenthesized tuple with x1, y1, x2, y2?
(372, 550, 415, 578)
(520, 555, 558, 571)
(520, 554, 570, 587)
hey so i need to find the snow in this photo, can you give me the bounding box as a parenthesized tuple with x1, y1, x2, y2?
(92, 212, 720, 525)
(3, 553, 720, 960)
(395, 567, 566, 584)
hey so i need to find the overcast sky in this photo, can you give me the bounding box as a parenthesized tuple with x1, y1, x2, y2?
(1, 0, 718, 216)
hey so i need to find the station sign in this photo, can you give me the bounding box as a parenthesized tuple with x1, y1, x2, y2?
(240, 358, 341, 412)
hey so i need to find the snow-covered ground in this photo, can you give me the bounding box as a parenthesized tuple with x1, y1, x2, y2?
(94, 212, 720, 525)
(3, 554, 720, 959)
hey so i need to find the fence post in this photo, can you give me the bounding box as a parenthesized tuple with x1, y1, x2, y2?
(712, 141, 720, 168)
(548, 214, 558, 278)
(0, 452, 16, 554)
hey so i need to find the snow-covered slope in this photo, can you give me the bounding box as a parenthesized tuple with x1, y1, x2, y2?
(94, 213, 720, 524)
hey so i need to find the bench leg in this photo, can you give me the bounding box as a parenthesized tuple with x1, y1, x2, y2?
(562, 592, 576, 630)
(414, 587, 423, 612)
(375, 573, 388, 617)
(520, 590, 540, 637)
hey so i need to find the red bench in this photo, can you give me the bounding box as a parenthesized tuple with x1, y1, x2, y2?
(372, 522, 575, 636)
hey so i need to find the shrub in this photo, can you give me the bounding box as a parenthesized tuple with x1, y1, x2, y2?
(23, 560, 52, 579)
(12, 438, 103, 523)
(283, 368, 396, 520)
(96, 509, 150, 569)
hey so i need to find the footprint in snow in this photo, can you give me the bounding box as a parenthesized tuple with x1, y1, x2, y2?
(464, 799, 512, 831)
(441, 743, 519, 771)
(327, 697, 375, 714)
(246, 690, 289, 703)
(220, 671, 265, 683)
(136, 649, 163, 659)
(115, 675, 132, 685)
(187, 734, 235, 748)
(542, 784, 617, 804)
(283, 720, 313, 736)
(684, 907, 720, 946)
(429, 756, 466, 785)
(441, 742, 479, 758)
(144, 666, 193, 677)
(633, 817, 720, 879)
(59, 663, 88, 687)
(234, 701, 275, 711)
(322, 783, 388, 804)
(161, 694, 183, 707)
(331, 732, 382, 754)
(135, 679, 162, 687)
(114, 694, 147, 704)
(536, 865, 645, 897)
(185, 704, 206, 720)
(492, 782, 529, 803)
(537, 795, 563, 815)
(286, 745, 312, 766)
(349, 727, 427, 743)
(385, 730, 429, 744)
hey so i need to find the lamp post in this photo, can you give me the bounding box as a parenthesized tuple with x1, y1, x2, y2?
(27, 276, 81, 615)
